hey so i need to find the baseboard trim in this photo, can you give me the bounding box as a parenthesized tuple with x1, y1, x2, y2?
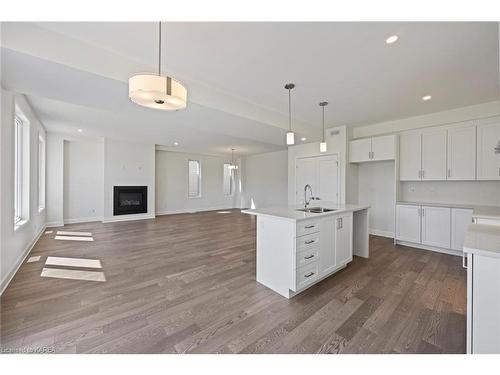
(369, 229, 394, 239)
(156, 206, 235, 215)
(64, 217, 103, 225)
(395, 240, 462, 257)
(1, 225, 46, 295)
(102, 214, 156, 223)
(46, 221, 64, 228)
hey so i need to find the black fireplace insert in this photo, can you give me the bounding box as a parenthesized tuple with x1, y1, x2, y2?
(113, 186, 147, 216)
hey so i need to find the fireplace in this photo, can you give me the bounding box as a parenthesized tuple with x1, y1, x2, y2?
(113, 186, 147, 216)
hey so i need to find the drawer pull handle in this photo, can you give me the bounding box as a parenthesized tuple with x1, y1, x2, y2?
(305, 240, 315, 244)
(304, 254, 314, 260)
(304, 225, 315, 229)
(304, 272, 315, 278)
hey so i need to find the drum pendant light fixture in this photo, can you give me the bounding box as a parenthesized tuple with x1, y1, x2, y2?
(285, 83, 295, 145)
(319, 101, 328, 153)
(129, 22, 187, 111)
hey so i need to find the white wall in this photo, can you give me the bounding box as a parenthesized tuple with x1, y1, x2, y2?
(243, 150, 288, 209)
(156, 150, 239, 214)
(103, 138, 155, 222)
(400, 181, 500, 206)
(1, 91, 46, 293)
(46, 133, 64, 226)
(63, 140, 103, 223)
(358, 161, 395, 237)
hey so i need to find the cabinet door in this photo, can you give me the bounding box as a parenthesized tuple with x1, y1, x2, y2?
(396, 204, 421, 243)
(447, 124, 476, 180)
(422, 129, 447, 180)
(349, 138, 372, 163)
(335, 212, 353, 266)
(451, 208, 473, 251)
(317, 156, 339, 203)
(319, 216, 336, 277)
(472, 255, 500, 353)
(421, 206, 451, 248)
(371, 135, 396, 161)
(477, 122, 500, 180)
(399, 133, 422, 181)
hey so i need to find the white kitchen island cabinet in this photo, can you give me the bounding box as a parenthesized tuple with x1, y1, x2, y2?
(243, 204, 368, 298)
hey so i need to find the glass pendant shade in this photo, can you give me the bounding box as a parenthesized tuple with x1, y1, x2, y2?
(320, 141, 327, 153)
(129, 74, 187, 111)
(286, 131, 295, 145)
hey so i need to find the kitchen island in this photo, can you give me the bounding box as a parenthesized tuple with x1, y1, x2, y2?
(243, 204, 370, 298)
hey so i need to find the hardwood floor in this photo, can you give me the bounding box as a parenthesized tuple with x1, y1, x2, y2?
(0, 210, 466, 354)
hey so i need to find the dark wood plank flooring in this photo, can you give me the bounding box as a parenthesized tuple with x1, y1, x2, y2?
(0, 210, 466, 353)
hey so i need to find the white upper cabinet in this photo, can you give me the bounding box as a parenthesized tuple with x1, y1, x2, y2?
(349, 138, 371, 163)
(399, 133, 422, 181)
(421, 129, 447, 180)
(421, 206, 451, 248)
(447, 123, 476, 180)
(371, 135, 397, 161)
(349, 135, 396, 163)
(477, 121, 500, 180)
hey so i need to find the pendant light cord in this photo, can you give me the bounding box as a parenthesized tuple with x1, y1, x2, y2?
(158, 22, 162, 76)
(288, 88, 292, 131)
(322, 105, 325, 142)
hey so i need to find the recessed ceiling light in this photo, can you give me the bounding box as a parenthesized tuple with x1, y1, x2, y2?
(77, 129, 83, 133)
(300, 137, 307, 141)
(422, 95, 432, 101)
(385, 35, 399, 44)
(173, 142, 179, 146)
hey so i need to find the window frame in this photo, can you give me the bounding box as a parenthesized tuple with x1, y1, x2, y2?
(38, 134, 46, 211)
(14, 116, 23, 224)
(223, 162, 234, 196)
(187, 159, 202, 199)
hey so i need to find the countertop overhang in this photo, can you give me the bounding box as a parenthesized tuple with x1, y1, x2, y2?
(242, 204, 370, 222)
(463, 224, 500, 259)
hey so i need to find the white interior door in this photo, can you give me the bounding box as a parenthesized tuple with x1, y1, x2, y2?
(317, 155, 339, 203)
(421, 129, 447, 180)
(421, 206, 451, 248)
(295, 158, 318, 205)
(399, 133, 422, 181)
(447, 124, 476, 180)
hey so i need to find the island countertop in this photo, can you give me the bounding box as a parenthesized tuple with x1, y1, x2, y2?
(463, 224, 500, 259)
(242, 204, 370, 222)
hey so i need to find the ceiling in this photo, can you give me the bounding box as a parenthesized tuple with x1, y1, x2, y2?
(1, 22, 499, 155)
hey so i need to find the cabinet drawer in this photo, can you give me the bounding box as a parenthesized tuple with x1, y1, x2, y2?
(296, 248, 320, 268)
(297, 220, 320, 237)
(295, 261, 319, 291)
(296, 232, 320, 252)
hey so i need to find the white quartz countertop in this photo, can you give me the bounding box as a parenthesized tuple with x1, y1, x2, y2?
(242, 204, 370, 222)
(396, 201, 500, 220)
(463, 224, 500, 259)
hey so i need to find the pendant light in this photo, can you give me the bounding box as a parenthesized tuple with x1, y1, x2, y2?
(285, 83, 295, 145)
(129, 22, 187, 111)
(319, 101, 328, 153)
(228, 148, 239, 170)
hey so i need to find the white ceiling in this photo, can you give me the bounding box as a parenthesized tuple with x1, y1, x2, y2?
(1, 22, 498, 155)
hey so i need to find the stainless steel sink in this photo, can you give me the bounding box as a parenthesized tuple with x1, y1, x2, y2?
(296, 207, 337, 214)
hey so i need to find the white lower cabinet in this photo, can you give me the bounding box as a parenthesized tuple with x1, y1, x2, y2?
(396, 204, 421, 243)
(421, 206, 451, 248)
(451, 208, 473, 251)
(396, 204, 471, 253)
(318, 216, 336, 276)
(467, 253, 500, 353)
(335, 212, 353, 266)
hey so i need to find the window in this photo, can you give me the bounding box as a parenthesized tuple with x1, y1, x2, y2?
(223, 163, 233, 196)
(14, 115, 29, 225)
(38, 135, 46, 211)
(188, 160, 201, 198)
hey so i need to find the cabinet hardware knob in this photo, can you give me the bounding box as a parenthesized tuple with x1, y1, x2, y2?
(304, 272, 315, 278)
